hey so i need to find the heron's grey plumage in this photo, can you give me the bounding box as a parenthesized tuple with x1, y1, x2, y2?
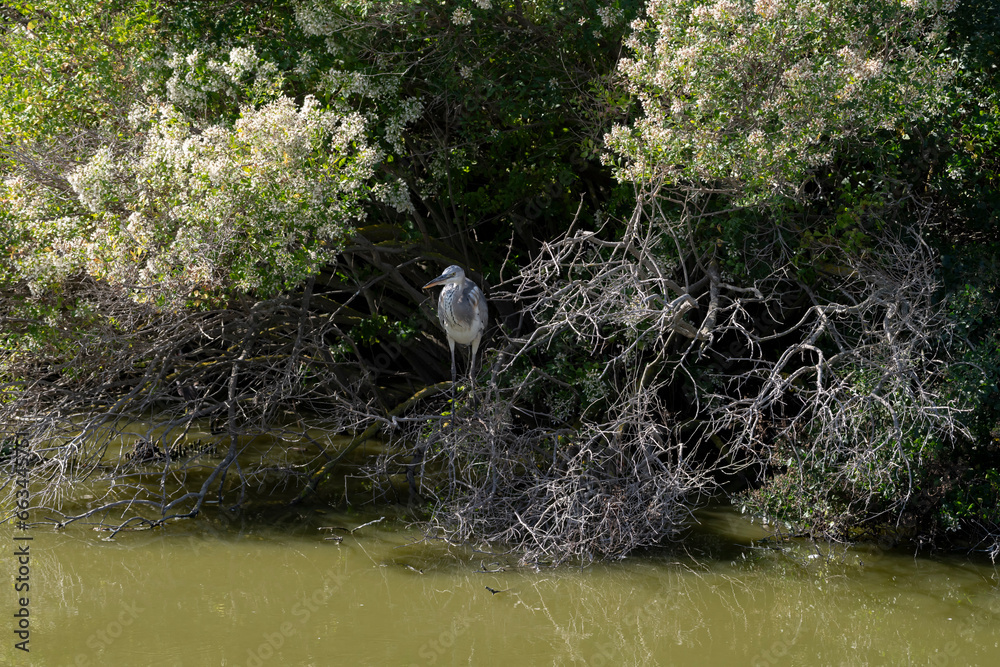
(422, 265, 488, 383)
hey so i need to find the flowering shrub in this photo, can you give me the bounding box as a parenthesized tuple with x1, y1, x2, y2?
(4, 96, 380, 305)
(606, 0, 956, 200)
(161, 45, 285, 118)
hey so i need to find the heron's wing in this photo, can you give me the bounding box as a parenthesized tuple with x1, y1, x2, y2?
(455, 280, 487, 336)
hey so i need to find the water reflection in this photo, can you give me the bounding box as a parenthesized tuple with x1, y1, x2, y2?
(3, 506, 999, 666)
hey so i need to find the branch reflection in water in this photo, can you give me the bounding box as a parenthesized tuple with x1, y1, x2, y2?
(11, 507, 1000, 666)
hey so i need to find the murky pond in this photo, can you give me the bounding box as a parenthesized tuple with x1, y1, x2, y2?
(3, 505, 1000, 666)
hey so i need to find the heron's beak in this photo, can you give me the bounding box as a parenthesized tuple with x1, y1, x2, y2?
(422, 272, 450, 289)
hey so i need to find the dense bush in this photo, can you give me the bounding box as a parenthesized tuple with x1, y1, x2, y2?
(2, 0, 998, 561)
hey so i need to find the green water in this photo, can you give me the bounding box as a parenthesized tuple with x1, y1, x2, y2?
(3, 505, 999, 666)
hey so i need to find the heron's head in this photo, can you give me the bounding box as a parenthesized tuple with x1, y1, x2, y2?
(422, 265, 465, 289)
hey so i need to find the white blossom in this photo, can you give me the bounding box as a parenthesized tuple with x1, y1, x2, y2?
(596, 6, 623, 28)
(294, 2, 339, 36)
(223, 46, 259, 79)
(67, 147, 115, 214)
(384, 97, 424, 155)
(373, 178, 415, 213)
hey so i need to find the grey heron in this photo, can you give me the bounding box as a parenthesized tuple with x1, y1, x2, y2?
(422, 265, 488, 384)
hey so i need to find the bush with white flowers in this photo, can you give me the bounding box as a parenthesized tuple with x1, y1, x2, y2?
(4, 95, 380, 305)
(162, 45, 284, 117)
(606, 0, 955, 200)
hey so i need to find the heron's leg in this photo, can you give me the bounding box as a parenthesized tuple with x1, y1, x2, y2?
(449, 339, 457, 386)
(448, 339, 457, 429)
(470, 337, 481, 384)
(469, 337, 481, 409)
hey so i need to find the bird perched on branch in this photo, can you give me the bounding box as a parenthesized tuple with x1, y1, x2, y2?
(422, 265, 488, 384)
